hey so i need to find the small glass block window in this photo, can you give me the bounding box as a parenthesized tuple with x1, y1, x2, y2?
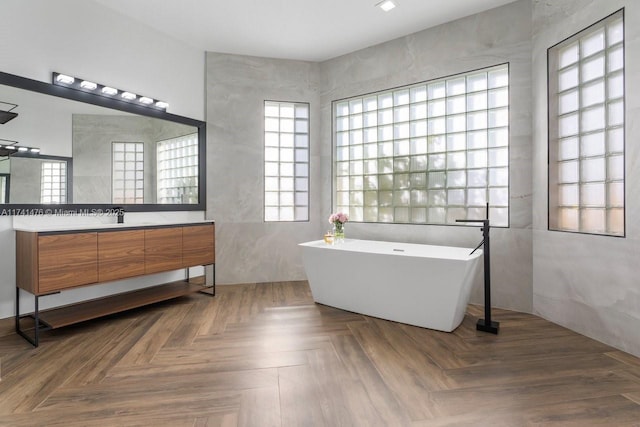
(334, 64, 509, 226)
(112, 142, 144, 204)
(548, 9, 624, 236)
(40, 161, 66, 204)
(264, 101, 309, 222)
(157, 133, 198, 204)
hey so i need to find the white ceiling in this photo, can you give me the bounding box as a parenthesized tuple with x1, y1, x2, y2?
(92, 0, 519, 62)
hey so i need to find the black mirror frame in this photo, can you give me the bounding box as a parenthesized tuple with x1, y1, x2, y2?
(0, 71, 206, 214)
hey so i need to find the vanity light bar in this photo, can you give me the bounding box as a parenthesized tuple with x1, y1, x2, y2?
(51, 72, 169, 112)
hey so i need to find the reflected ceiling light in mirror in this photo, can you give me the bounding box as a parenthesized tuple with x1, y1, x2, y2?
(0, 138, 40, 157)
(52, 72, 168, 111)
(376, 0, 397, 12)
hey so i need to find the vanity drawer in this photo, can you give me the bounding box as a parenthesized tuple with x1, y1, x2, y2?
(144, 227, 183, 274)
(38, 233, 98, 294)
(98, 230, 145, 282)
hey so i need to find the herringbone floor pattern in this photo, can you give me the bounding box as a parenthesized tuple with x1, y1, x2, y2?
(0, 281, 639, 426)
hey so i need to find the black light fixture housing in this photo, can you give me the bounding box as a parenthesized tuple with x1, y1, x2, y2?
(0, 101, 18, 124)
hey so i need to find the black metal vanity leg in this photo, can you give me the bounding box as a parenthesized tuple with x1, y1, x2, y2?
(16, 288, 40, 347)
(33, 295, 40, 347)
(15, 286, 20, 333)
(212, 263, 216, 296)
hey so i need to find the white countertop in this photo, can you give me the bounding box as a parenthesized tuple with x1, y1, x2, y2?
(14, 220, 214, 233)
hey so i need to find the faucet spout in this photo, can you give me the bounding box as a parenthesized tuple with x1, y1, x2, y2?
(116, 207, 125, 224)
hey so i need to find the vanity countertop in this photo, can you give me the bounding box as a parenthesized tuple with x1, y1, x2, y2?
(13, 220, 214, 234)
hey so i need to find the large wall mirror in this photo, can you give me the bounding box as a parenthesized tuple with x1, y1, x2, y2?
(0, 71, 205, 212)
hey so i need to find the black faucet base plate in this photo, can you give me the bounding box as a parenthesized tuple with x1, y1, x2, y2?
(476, 318, 500, 334)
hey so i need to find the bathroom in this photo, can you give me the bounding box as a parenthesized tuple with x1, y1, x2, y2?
(0, 0, 638, 360)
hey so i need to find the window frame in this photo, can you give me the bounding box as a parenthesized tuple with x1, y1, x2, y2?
(547, 8, 625, 237)
(331, 63, 510, 227)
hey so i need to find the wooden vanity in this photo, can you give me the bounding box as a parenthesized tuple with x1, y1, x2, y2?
(15, 221, 215, 346)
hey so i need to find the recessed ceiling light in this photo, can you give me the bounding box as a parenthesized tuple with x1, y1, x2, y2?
(376, 0, 396, 12)
(139, 96, 154, 105)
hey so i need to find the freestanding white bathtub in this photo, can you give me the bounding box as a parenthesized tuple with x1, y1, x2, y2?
(299, 239, 482, 332)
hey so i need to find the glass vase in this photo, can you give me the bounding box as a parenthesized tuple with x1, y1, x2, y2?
(333, 222, 345, 243)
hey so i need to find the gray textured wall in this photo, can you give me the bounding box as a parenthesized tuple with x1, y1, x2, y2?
(8, 157, 43, 204)
(532, 0, 640, 356)
(207, 0, 533, 313)
(206, 54, 323, 283)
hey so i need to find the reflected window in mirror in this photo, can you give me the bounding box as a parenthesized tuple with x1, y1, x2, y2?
(112, 142, 144, 204)
(0, 174, 8, 203)
(157, 133, 198, 204)
(40, 161, 67, 203)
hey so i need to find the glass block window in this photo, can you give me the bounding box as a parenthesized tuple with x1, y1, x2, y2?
(264, 101, 309, 222)
(548, 10, 624, 236)
(334, 64, 509, 226)
(112, 142, 144, 204)
(157, 133, 198, 204)
(40, 161, 66, 204)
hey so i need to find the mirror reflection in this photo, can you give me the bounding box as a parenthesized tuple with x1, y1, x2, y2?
(72, 113, 197, 204)
(3, 155, 71, 204)
(0, 80, 200, 205)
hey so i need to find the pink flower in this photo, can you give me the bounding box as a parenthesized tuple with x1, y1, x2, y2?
(328, 212, 349, 224)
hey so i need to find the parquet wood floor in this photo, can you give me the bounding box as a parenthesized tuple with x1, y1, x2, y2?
(0, 281, 639, 426)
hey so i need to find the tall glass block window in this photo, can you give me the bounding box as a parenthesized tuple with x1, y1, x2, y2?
(334, 64, 509, 226)
(157, 133, 198, 204)
(40, 161, 66, 203)
(264, 101, 309, 222)
(112, 142, 144, 204)
(548, 10, 624, 236)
